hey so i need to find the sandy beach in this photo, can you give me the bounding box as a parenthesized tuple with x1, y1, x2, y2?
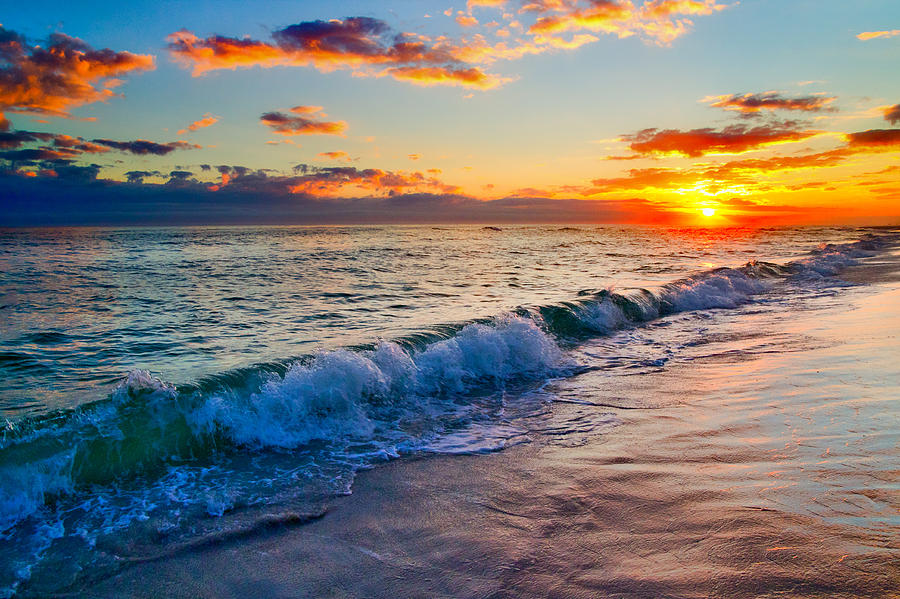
(74, 252, 900, 599)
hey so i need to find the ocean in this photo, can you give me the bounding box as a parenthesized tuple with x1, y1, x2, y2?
(1, 225, 898, 597)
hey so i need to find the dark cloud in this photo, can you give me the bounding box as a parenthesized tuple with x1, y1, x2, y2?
(0, 129, 113, 161)
(51, 163, 101, 181)
(215, 165, 251, 177)
(271, 17, 393, 57)
(166, 170, 197, 186)
(0, 170, 679, 226)
(0, 147, 72, 162)
(260, 106, 347, 136)
(0, 127, 202, 173)
(125, 170, 160, 183)
(844, 128, 900, 148)
(0, 26, 154, 117)
(91, 138, 201, 155)
(0, 129, 54, 149)
(883, 104, 900, 125)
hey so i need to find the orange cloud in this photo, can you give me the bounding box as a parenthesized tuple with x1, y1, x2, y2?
(520, 0, 572, 12)
(51, 134, 110, 154)
(385, 65, 507, 88)
(882, 104, 900, 125)
(703, 92, 837, 114)
(586, 122, 898, 199)
(856, 30, 900, 41)
(260, 106, 347, 136)
(710, 149, 850, 174)
(177, 113, 219, 135)
(318, 150, 350, 161)
(0, 26, 155, 117)
(641, 0, 727, 19)
(166, 30, 286, 74)
(622, 123, 819, 157)
(584, 145, 865, 197)
(529, 1, 633, 35)
(288, 105, 323, 115)
(590, 167, 695, 192)
(167, 18, 504, 89)
(526, 0, 728, 44)
(457, 14, 480, 27)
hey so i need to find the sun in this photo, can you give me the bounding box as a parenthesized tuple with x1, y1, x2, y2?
(701, 208, 716, 217)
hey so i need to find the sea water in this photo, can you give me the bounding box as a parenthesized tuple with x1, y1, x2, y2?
(0, 225, 896, 596)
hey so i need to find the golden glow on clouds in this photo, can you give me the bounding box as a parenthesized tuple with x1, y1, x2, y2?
(856, 30, 900, 41)
(1, 3, 898, 226)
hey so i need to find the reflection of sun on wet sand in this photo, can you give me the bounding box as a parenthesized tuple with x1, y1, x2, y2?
(90, 248, 900, 599)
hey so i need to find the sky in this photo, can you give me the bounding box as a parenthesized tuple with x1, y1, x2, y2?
(1, 0, 899, 226)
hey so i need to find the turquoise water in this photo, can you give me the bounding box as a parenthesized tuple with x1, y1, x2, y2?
(0, 225, 895, 596)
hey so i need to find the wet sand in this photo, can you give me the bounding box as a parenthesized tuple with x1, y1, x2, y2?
(83, 255, 900, 599)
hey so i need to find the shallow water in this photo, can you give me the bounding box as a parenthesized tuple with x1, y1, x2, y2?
(0, 225, 897, 597)
(82, 246, 900, 599)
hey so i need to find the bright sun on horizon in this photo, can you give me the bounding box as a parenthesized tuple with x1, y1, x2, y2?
(702, 208, 716, 217)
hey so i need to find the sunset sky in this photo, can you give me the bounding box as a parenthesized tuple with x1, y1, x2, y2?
(1, 0, 899, 225)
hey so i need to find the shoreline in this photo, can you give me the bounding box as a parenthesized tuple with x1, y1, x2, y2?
(78, 253, 900, 599)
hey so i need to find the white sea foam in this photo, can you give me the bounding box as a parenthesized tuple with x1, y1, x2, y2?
(202, 316, 568, 449)
(662, 268, 768, 312)
(578, 298, 630, 332)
